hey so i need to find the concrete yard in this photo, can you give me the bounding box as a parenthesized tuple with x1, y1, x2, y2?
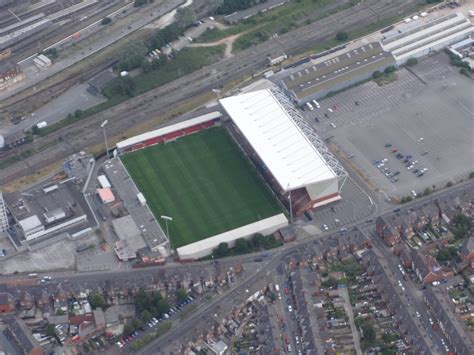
(0, 232, 99, 274)
(305, 53, 473, 199)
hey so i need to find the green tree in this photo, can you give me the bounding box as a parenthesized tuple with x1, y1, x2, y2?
(423, 187, 432, 196)
(372, 70, 383, 79)
(141, 309, 152, 323)
(46, 324, 56, 337)
(107, 77, 136, 97)
(74, 109, 83, 118)
(251, 233, 264, 249)
(131, 318, 142, 330)
(175, 7, 196, 28)
(134, 0, 147, 7)
(361, 322, 376, 342)
(89, 292, 106, 310)
(384, 65, 396, 74)
(31, 125, 40, 135)
(176, 288, 188, 303)
(116, 40, 148, 72)
(156, 299, 170, 315)
(123, 322, 134, 336)
(234, 238, 249, 253)
(214, 242, 229, 257)
(101, 17, 112, 25)
(336, 31, 349, 41)
(321, 277, 338, 289)
(405, 57, 418, 66)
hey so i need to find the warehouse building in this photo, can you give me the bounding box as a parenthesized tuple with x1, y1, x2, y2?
(381, 12, 474, 65)
(5, 181, 96, 249)
(272, 42, 395, 105)
(220, 87, 346, 215)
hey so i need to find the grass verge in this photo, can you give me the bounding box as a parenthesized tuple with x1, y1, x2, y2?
(196, 0, 339, 46)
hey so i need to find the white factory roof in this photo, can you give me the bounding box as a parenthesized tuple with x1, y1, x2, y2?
(219, 89, 336, 190)
(116, 111, 222, 150)
(18, 215, 42, 232)
(97, 174, 111, 189)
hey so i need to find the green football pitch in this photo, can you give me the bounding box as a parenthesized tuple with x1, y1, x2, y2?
(121, 127, 282, 249)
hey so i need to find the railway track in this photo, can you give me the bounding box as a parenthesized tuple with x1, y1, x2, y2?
(1, 0, 123, 64)
(0, 0, 422, 186)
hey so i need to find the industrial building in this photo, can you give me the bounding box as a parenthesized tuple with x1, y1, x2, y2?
(381, 13, 474, 65)
(219, 87, 346, 215)
(111, 215, 147, 260)
(4, 181, 96, 250)
(272, 42, 395, 105)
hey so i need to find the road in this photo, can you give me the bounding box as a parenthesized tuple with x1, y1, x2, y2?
(0, 0, 419, 186)
(367, 230, 443, 353)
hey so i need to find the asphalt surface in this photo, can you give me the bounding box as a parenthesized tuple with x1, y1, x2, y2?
(0, 0, 420, 186)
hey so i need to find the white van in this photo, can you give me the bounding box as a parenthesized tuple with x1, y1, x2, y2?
(306, 102, 314, 111)
(312, 99, 320, 108)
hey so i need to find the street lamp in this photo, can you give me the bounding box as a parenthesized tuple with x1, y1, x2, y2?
(100, 120, 109, 159)
(160, 215, 173, 243)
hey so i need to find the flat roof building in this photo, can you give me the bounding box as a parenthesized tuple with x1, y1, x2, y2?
(381, 13, 474, 65)
(5, 181, 94, 247)
(111, 215, 147, 253)
(97, 188, 115, 204)
(273, 42, 395, 105)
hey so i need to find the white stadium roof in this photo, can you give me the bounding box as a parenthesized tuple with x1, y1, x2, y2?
(220, 89, 336, 190)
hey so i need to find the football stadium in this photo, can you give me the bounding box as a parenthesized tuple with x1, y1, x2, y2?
(116, 88, 345, 260)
